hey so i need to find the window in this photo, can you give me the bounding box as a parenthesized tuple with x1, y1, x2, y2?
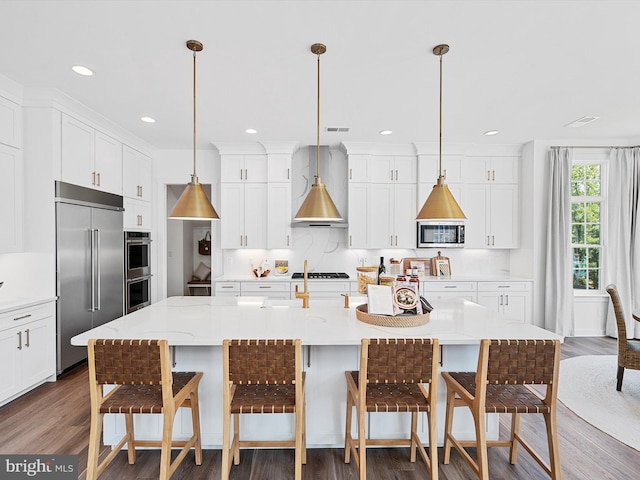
(571, 163, 602, 290)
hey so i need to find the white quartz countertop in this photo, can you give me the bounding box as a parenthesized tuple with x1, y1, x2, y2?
(213, 274, 532, 282)
(71, 296, 559, 347)
(0, 296, 57, 315)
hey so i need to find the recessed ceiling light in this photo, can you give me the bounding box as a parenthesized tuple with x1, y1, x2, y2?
(141, 116, 156, 123)
(72, 65, 94, 76)
(379, 130, 393, 135)
(484, 130, 499, 136)
(564, 116, 600, 128)
(245, 128, 257, 134)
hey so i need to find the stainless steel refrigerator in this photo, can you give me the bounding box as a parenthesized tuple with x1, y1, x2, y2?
(55, 181, 124, 373)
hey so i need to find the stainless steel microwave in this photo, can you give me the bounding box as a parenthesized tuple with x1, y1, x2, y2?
(417, 221, 465, 248)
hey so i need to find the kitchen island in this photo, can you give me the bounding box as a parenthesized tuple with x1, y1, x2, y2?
(71, 296, 561, 449)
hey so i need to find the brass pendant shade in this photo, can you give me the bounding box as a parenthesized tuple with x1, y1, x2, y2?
(416, 44, 465, 221)
(294, 43, 343, 222)
(169, 40, 220, 220)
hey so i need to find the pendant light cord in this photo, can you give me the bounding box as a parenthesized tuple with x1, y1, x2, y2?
(438, 49, 443, 179)
(192, 47, 197, 178)
(316, 52, 321, 180)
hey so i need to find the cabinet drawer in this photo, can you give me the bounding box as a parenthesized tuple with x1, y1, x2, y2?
(477, 282, 531, 292)
(290, 282, 350, 294)
(215, 282, 240, 294)
(241, 282, 289, 293)
(0, 303, 52, 331)
(425, 282, 477, 292)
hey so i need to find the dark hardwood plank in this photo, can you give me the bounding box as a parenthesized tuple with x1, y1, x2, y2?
(0, 336, 638, 479)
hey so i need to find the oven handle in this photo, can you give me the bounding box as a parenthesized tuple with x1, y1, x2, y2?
(126, 274, 153, 284)
(126, 240, 152, 245)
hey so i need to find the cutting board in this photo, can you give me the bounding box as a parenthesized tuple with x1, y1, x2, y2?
(431, 251, 451, 276)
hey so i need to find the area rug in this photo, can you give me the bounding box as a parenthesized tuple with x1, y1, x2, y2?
(558, 355, 640, 450)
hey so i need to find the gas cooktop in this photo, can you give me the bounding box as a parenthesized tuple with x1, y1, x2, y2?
(291, 272, 350, 279)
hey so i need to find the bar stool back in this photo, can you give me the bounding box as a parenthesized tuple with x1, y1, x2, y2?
(86, 339, 203, 480)
(442, 338, 561, 480)
(344, 338, 439, 480)
(221, 338, 306, 480)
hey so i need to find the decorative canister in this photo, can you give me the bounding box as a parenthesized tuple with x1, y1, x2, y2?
(356, 266, 378, 294)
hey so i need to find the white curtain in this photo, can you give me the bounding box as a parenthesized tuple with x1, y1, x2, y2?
(544, 148, 574, 336)
(605, 147, 640, 338)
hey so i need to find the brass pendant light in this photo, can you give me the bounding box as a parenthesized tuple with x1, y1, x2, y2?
(416, 44, 466, 220)
(294, 43, 343, 222)
(169, 40, 220, 220)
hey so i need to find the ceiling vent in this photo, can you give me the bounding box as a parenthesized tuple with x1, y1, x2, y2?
(564, 116, 600, 128)
(326, 127, 350, 132)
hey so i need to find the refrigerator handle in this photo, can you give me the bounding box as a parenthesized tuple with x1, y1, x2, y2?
(89, 229, 96, 312)
(96, 229, 101, 311)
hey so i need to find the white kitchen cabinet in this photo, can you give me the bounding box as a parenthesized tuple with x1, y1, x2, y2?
(461, 156, 519, 184)
(423, 281, 477, 303)
(220, 183, 267, 248)
(347, 183, 369, 248)
(369, 155, 416, 184)
(220, 155, 267, 183)
(267, 153, 291, 183)
(0, 301, 56, 407)
(370, 183, 417, 248)
(460, 183, 518, 248)
(214, 282, 240, 297)
(123, 198, 150, 231)
(61, 114, 123, 195)
(347, 154, 371, 182)
(267, 183, 292, 248)
(0, 144, 22, 253)
(122, 145, 151, 201)
(477, 281, 532, 323)
(0, 95, 21, 148)
(241, 282, 290, 299)
(290, 281, 350, 300)
(418, 154, 464, 184)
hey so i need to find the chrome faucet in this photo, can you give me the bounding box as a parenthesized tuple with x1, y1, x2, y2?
(294, 260, 310, 308)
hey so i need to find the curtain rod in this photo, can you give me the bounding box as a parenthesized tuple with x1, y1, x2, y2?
(550, 145, 640, 149)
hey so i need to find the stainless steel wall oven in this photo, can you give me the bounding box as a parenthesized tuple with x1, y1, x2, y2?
(125, 231, 151, 313)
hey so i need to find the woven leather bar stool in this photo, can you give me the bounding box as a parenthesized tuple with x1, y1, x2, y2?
(221, 339, 306, 480)
(442, 338, 561, 480)
(86, 339, 203, 480)
(605, 284, 640, 391)
(344, 338, 439, 480)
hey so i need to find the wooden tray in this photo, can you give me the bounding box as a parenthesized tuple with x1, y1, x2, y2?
(355, 304, 430, 328)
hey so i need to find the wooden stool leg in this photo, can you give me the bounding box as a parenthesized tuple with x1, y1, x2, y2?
(410, 412, 418, 462)
(159, 411, 175, 480)
(474, 410, 489, 480)
(125, 413, 136, 464)
(427, 407, 439, 480)
(190, 390, 203, 465)
(302, 391, 307, 465)
(233, 414, 240, 465)
(295, 406, 303, 480)
(344, 392, 353, 463)
(86, 411, 103, 480)
(509, 413, 520, 464)
(544, 410, 562, 480)
(221, 406, 231, 480)
(358, 406, 366, 479)
(442, 388, 456, 464)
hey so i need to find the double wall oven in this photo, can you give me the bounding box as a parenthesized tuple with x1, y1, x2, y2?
(125, 231, 151, 313)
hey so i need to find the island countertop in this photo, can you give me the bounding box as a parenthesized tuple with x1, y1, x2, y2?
(71, 295, 560, 346)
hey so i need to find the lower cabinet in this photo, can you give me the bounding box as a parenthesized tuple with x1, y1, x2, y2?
(241, 282, 290, 300)
(290, 281, 351, 300)
(214, 282, 240, 297)
(476, 281, 532, 323)
(423, 281, 477, 303)
(124, 198, 150, 231)
(0, 301, 56, 406)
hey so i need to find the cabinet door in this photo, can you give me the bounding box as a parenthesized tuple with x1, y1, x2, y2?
(0, 326, 20, 401)
(476, 292, 502, 314)
(489, 184, 518, 248)
(61, 114, 94, 189)
(267, 182, 291, 248)
(348, 155, 370, 182)
(490, 157, 519, 184)
(348, 183, 369, 248)
(502, 292, 529, 322)
(369, 184, 393, 248)
(0, 144, 22, 253)
(94, 131, 123, 195)
(369, 156, 395, 183)
(124, 198, 150, 231)
(21, 317, 55, 388)
(393, 183, 417, 248)
(393, 156, 417, 183)
(419, 155, 462, 184)
(243, 183, 267, 248)
(243, 156, 267, 183)
(459, 184, 489, 248)
(267, 154, 291, 183)
(461, 157, 490, 183)
(123, 146, 151, 201)
(220, 183, 245, 248)
(0, 95, 21, 148)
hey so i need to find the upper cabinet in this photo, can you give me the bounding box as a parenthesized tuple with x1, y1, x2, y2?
(60, 114, 123, 195)
(0, 96, 21, 148)
(122, 145, 151, 202)
(369, 155, 416, 184)
(0, 144, 23, 253)
(220, 154, 267, 183)
(461, 156, 519, 184)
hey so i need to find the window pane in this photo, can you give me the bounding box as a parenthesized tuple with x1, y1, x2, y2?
(572, 203, 585, 222)
(574, 269, 587, 289)
(572, 165, 585, 180)
(572, 224, 585, 244)
(586, 180, 601, 196)
(585, 165, 600, 180)
(571, 181, 585, 196)
(586, 224, 600, 244)
(573, 248, 586, 268)
(588, 269, 600, 290)
(588, 247, 600, 267)
(585, 202, 600, 223)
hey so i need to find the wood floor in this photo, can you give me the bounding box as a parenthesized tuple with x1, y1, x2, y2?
(1, 337, 638, 479)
